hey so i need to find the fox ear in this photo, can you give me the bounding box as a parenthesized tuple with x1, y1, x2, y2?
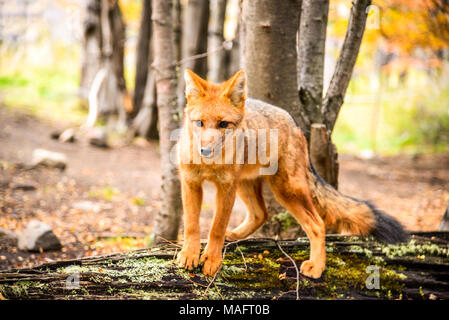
(184, 69, 208, 101)
(221, 70, 247, 107)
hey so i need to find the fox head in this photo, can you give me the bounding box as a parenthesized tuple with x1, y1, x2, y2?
(183, 69, 247, 160)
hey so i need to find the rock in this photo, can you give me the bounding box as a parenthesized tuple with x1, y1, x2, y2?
(0, 227, 18, 240)
(58, 128, 76, 143)
(18, 221, 62, 252)
(31, 149, 67, 170)
(87, 127, 108, 148)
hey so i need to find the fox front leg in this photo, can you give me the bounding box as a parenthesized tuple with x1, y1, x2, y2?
(201, 183, 236, 276)
(177, 179, 203, 270)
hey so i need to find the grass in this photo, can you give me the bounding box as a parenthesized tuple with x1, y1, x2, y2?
(0, 41, 87, 125)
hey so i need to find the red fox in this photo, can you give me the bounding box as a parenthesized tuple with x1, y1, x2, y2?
(176, 69, 408, 279)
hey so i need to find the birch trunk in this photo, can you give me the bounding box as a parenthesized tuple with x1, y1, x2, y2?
(133, 0, 152, 114)
(207, 0, 227, 83)
(151, 0, 183, 242)
(177, 0, 210, 111)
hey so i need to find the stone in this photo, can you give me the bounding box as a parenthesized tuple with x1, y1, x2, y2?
(58, 128, 76, 143)
(31, 149, 67, 170)
(87, 127, 108, 148)
(18, 221, 62, 252)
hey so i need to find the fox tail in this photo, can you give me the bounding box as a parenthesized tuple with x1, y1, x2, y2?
(307, 163, 409, 243)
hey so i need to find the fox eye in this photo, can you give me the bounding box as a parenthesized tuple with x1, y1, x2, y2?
(195, 120, 203, 127)
(218, 121, 229, 128)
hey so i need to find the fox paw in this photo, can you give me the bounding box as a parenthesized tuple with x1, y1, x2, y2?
(177, 249, 200, 270)
(300, 260, 324, 279)
(200, 252, 222, 276)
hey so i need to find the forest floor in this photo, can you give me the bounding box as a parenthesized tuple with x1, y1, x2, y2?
(1, 106, 448, 271)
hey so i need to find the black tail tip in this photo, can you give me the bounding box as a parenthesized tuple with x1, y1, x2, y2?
(366, 202, 410, 243)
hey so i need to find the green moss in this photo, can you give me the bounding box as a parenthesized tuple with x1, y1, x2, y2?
(0, 281, 49, 299)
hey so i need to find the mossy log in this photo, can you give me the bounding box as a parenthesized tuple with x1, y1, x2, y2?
(1, 232, 449, 300)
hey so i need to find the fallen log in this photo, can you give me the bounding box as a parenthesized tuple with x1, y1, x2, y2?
(0, 232, 448, 300)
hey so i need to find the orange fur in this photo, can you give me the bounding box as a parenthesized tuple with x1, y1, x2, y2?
(176, 70, 378, 279)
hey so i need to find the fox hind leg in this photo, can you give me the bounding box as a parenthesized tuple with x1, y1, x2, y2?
(268, 177, 326, 279)
(225, 178, 268, 241)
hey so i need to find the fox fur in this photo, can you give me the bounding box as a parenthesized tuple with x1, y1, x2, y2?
(176, 69, 408, 279)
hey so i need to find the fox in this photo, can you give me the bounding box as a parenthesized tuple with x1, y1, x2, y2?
(176, 69, 409, 279)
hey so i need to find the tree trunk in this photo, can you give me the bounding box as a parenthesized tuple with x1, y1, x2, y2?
(241, 0, 302, 239)
(207, 0, 228, 83)
(80, 0, 102, 100)
(177, 0, 210, 111)
(81, 0, 128, 131)
(297, 0, 329, 137)
(151, 0, 183, 242)
(310, 124, 339, 189)
(298, 0, 371, 190)
(227, 18, 241, 77)
(241, 0, 301, 116)
(2, 233, 448, 300)
(133, 0, 152, 115)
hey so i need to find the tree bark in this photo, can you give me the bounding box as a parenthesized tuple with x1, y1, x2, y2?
(151, 0, 183, 242)
(297, 0, 329, 138)
(207, 0, 228, 83)
(310, 124, 339, 189)
(133, 0, 153, 114)
(241, 0, 302, 239)
(80, 0, 102, 100)
(1, 233, 448, 300)
(241, 0, 301, 116)
(177, 0, 210, 111)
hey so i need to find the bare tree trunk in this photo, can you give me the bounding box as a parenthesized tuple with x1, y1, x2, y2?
(241, 0, 301, 114)
(241, 0, 302, 239)
(207, 0, 227, 83)
(133, 0, 152, 115)
(81, 0, 128, 131)
(296, 0, 338, 188)
(80, 0, 102, 100)
(151, 0, 183, 242)
(298, 0, 329, 137)
(228, 19, 240, 77)
(177, 0, 210, 111)
(298, 0, 371, 190)
(173, 0, 182, 62)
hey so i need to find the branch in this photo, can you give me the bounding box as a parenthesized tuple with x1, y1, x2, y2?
(323, 0, 371, 132)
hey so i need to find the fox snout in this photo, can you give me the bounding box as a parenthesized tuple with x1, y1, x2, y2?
(195, 129, 224, 158)
(200, 146, 212, 157)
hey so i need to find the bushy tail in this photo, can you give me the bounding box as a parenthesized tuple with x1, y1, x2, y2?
(307, 164, 409, 243)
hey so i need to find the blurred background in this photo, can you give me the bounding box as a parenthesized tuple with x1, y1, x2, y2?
(0, 0, 448, 270)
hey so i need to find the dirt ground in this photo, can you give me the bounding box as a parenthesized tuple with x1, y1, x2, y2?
(1, 106, 448, 271)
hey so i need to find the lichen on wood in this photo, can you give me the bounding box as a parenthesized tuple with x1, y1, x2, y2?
(0, 232, 448, 300)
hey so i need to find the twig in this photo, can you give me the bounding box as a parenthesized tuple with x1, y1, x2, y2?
(274, 240, 300, 300)
(152, 40, 234, 71)
(201, 239, 244, 299)
(235, 244, 248, 271)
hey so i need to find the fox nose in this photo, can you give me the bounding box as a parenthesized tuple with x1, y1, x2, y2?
(200, 146, 212, 157)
